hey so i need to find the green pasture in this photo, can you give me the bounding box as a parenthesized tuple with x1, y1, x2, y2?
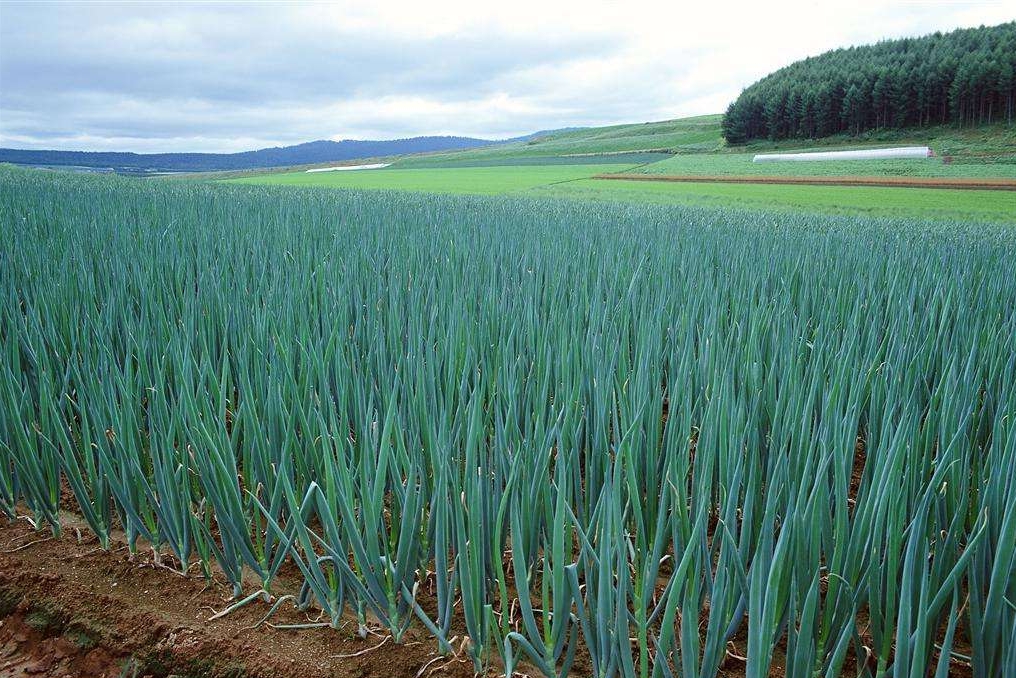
(226, 164, 635, 194)
(228, 162, 1015, 222)
(394, 115, 725, 167)
(538, 179, 1015, 222)
(633, 153, 1016, 179)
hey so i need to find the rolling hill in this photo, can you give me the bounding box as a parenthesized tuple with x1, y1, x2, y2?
(0, 135, 525, 174)
(394, 115, 725, 167)
(389, 114, 1015, 168)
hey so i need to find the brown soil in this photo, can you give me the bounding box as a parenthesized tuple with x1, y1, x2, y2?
(0, 515, 476, 678)
(0, 500, 975, 678)
(592, 174, 1016, 190)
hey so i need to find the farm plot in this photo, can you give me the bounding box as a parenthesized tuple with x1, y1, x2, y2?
(535, 179, 1016, 222)
(2, 167, 1015, 678)
(227, 159, 1016, 222)
(226, 164, 636, 194)
(630, 152, 1016, 179)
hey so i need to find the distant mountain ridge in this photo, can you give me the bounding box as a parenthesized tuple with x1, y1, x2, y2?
(0, 135, 524, 174)
(0, 129, 588, 174)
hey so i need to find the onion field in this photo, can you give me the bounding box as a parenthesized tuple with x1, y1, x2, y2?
(1, 168, 1015, 677)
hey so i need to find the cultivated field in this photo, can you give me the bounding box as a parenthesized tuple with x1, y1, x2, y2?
(394, 116, 726, 167)
(2, 167, 1015, 677)
(394, 117, 1016, 168)
(228, 163, 639, 194)
(225, 116, 1016, 222)
(228, 164, 1016, 222)
(630, 153, 1016, 179)
(533, 179, 1016, 222)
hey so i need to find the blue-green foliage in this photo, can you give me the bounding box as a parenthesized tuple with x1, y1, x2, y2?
(1, 167, 1014, 677)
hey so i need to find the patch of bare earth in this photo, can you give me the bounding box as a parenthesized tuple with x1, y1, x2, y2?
(0, 515, 476, 678)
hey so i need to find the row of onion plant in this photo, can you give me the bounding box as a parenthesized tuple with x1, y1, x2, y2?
(1, 167, 1014, 677)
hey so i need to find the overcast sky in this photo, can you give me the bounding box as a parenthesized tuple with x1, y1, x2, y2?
(1, 1, 1013, 153)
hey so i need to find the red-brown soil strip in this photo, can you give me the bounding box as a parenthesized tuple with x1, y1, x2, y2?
(0, 506, 972, 678)
(0, 516, 476, 678)
(592, 174, 1016, 190)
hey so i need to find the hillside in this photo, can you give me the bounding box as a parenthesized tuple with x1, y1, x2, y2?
(394, 115, 724, 167)
(14, 107, 1010, 177)
(634, 121, 1016, 178)
(222, 112, 1015, 224)
(723, 22, 1016, 143)
(391, 114, 1015, 170)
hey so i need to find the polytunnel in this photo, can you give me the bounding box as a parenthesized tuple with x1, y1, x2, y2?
(753, 147, 933, 162)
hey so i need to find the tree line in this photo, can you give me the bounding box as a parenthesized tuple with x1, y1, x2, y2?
(722, 22, 1016, 144)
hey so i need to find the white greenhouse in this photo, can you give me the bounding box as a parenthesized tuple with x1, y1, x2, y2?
(752, 147, 933, 162)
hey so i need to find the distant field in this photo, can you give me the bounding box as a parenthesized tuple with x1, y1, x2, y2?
(227, 162, 1015, 222)
(632, 153, 1016, 179)
(226, 164, 636, 194)
(394, 115, 725, 167)
(534, 178, 1015, 222)
(388, 152, 670, 169)
(224, 115, 1016, 221)
(219, 114, 1016, 193)
(392, 117, 1015, 168)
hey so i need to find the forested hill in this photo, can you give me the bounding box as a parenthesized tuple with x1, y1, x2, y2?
(722, 22, 1016, 144)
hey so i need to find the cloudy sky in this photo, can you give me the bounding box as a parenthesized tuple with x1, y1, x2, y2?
(1, 1, 1012, 153)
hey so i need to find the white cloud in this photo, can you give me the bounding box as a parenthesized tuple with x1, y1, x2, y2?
(1, 0, 1012, 152)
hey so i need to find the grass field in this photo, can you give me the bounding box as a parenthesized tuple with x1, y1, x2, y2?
(737, 121, 1016, 157)
(228, 163, 1016, 222)
(536, 179, 1016, 222)
(224, 115, 1016, 222)
(384, 152, 671, 169)
(394, 115, 725, 167)
(227, 163, 638, 194)
(393, 117, 1016, 169)
(632, 152, 1016, 179)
